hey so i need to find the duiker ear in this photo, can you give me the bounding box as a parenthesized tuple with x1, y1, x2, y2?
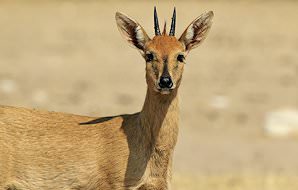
(116, 12, 150, 52)
(179, 11, 214, 52)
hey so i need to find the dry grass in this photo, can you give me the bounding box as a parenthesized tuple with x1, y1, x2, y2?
(173, 173, 298, 190)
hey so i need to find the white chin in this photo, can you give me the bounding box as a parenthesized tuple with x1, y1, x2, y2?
(159, 89, 171, 95)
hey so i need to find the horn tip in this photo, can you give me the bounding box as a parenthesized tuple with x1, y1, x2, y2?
(154, 6, 161, 36)
(169, 7, 176, 36)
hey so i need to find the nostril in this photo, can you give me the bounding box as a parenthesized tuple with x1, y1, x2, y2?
(159, 77, 173, 88)
(168, 80, 173, 88)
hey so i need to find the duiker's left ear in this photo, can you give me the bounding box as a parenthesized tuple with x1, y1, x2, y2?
(179, 11, 214, 52)
(116, 12, 150, 52)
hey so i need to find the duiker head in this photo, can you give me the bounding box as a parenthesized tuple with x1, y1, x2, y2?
(116, 7, 213, 95)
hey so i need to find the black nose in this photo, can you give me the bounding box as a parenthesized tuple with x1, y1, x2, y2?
(159, 76, 173, 89)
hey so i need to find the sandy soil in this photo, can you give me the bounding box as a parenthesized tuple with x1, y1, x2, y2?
(0, 1, 297, 188)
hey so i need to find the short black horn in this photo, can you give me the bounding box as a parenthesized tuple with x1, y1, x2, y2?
(154, 7, 161, 36)
(169, 7, 176, 36)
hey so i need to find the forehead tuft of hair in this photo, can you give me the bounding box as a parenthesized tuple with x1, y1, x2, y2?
(162, 22, 167, 35)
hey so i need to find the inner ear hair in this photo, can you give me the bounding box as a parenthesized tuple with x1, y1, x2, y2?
(116, 12, 150, 51)
(179, 11, 214, 52)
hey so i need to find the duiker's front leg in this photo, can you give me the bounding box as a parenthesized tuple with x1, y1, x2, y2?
(138, 180, 169, 190)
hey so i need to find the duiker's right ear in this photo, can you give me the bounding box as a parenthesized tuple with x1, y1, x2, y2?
(116, 12, 150, 52)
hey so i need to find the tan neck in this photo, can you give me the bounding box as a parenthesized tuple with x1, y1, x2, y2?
(139, 88, 179, 150)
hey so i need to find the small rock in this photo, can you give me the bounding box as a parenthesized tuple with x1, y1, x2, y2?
(209, 95, 230, 110)
(0, 79, 17, 94)
(32, 90, 48, 104)
(264, 109, 298, 137)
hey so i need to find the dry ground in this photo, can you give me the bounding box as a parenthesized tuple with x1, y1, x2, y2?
(0, 1, 297, 189)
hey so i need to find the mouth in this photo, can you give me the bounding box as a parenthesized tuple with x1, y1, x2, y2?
(157, 87, 173, 95)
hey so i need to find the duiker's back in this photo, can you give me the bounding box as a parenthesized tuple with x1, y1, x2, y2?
(0, 105, 139, 189)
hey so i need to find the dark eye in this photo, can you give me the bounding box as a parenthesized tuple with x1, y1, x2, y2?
(177, 54, 185, 62)
(145, 53, 154, 62)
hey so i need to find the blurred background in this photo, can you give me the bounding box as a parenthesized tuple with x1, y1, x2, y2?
(0, 0, 297, 189)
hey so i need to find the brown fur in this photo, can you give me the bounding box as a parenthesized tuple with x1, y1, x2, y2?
(0, 10, 213, 190)
(0, 90, 178, 189)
